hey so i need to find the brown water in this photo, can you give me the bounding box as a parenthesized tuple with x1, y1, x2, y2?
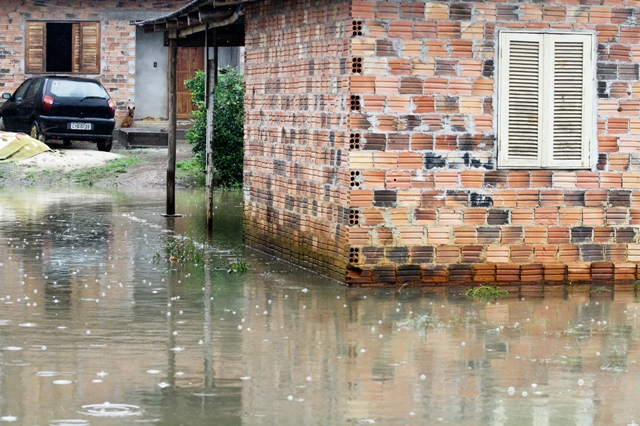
(1, 188, 640, 425)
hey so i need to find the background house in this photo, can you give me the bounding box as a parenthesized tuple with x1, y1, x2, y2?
(0, 0, 200, 123)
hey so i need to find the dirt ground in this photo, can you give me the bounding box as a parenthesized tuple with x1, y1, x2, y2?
(0, 137, 197, 188)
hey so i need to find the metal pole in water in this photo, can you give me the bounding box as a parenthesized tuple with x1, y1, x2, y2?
(205, 27, 218, 233)
(166, 33, 177, 217)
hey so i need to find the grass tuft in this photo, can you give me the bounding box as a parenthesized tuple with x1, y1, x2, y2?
(465, 285, 508, 302)
(70, 157, 141, 186)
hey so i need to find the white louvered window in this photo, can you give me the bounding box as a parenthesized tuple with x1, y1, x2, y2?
(498, 31, 595, 169)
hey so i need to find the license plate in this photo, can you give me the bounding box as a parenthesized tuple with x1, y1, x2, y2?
(69, 122, 92, 130)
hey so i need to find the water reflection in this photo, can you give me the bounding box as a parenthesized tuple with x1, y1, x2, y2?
(0, 188, 639, 425)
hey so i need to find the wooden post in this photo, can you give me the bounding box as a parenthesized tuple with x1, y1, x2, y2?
(166, 34, 177, 216)
(205, 27, 218, 231)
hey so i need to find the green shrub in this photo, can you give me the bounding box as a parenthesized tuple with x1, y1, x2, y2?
(184, 67, 244, 188)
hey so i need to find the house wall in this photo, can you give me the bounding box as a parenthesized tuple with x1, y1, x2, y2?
(244, 0, 640, 286)
(0, 1, 178, 122)
(345, 0, 640, 285)
(135, 28, 168, 120)
(243, 0, 352, 281)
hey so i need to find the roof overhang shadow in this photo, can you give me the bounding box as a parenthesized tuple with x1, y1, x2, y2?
(136, 0, 258, 47)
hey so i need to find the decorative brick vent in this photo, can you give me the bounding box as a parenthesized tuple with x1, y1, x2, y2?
(351, 57, 363, 74)
(349, 247, 360, 264)
(349, 170, 362, 187)
(352, 20, 363, 37)
(349, 133, 361, 149)
(350, 95, 361, 111)
(348, 209, 360, 225)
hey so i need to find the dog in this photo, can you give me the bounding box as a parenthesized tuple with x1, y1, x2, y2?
(121, 106, 134, 128)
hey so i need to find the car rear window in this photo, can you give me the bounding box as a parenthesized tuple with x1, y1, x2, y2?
(48, 80, 108, 98)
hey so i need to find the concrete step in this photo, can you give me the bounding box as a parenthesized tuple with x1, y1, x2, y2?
(114, 120, 193, 147)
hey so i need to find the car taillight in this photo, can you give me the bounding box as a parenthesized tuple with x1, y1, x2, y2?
(107, 98, 115, 115)
(42, 95, 54, 111)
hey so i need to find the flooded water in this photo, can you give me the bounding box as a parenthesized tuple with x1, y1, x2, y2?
(1, 188, 640, 425)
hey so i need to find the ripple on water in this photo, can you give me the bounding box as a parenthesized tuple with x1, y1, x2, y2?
(36, 371, 74, 377)
(49, 420, 90, 426)
(78, 403, 143, 418)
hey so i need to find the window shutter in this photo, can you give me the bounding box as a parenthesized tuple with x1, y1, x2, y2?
(548, 35, 593, 168)
(72, 22, 100, 74)
(498, 33, 543, 168)
(498, 32, 594, 169)
(25, 21, 46, 73)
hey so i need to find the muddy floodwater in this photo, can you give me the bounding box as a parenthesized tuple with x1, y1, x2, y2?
(2, 189, 640, 425)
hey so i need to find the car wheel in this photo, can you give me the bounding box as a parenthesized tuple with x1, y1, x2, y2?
(97, 137, 113, 152)
(30, 122, 45, 142)
(0, 117, 5, 131)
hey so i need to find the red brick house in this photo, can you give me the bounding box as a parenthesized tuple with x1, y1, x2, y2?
(146, 0, 640, 286)
(0, 0, 183, 122)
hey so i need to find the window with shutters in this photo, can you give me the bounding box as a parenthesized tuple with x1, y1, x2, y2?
(497, 31, 595, 169)
(25, 21, 100, 74)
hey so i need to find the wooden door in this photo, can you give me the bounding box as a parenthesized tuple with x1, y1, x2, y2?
(176, 47, 204, 119)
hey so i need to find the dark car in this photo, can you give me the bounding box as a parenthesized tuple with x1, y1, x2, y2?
(0, 76, 116, 151)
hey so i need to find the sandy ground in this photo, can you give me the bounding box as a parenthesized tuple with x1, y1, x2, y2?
(0, 138, 196, 188)
(18, 145, 121, 169)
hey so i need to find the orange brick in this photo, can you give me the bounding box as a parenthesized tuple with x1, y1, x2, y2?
(453, 227, 477, 244)
(524, 227, 547, 244)
(535, 245, 558, 263)
(388, 21, 413, 38)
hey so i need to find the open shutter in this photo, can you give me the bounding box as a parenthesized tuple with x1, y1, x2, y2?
(25, 21, 46, 73)
(547, 34, 593, 169)
(72, 24, 81, 73)
(498, 32, 543, 168)
(499, 32, 594, 169)
(72, 22, 100, 74)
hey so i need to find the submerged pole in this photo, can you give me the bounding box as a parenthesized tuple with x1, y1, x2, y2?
(205, 27, 218, 232)
(166, 34, 178, 216)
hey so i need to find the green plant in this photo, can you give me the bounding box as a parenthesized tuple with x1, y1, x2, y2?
(70, 157, 141, 186)
(184, 67, 244, 188)
(465, 285, 508, 302)
(227, 258, 248, 273)
(395, 313, 437, 331)
(590, 286, 611, 294)
(155, 233, 205, 264)
(176, 157, 206, 187)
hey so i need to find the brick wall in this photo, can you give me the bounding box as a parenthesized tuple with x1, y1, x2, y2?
(244, 0, 640, 286)
(0, 0, 178, 121)
(346, 0, 640, 285)
(243, 0, 352, 280)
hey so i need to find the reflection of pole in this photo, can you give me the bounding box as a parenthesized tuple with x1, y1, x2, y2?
(166, 217, 176, 387)
(203, 265, 214, 390)
(167, 33, 178, 216)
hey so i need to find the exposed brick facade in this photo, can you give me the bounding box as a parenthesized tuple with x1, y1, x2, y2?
(244, 0, 640, 286)
(243, 0, 352, 280)
(0, 0, 178, 121)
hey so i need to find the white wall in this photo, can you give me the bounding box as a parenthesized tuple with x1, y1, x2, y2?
(134, 28, 168, 119)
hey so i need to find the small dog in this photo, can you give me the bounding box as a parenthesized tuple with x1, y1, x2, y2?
(121, 106, 134, 128)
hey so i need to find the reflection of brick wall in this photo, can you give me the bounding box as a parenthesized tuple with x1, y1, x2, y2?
(243, 0, 352, 281)
(245, 0, 640, 286)
(0, 1, 178, 120)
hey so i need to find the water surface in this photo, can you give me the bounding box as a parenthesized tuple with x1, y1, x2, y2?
(1, 188, 640, 425)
